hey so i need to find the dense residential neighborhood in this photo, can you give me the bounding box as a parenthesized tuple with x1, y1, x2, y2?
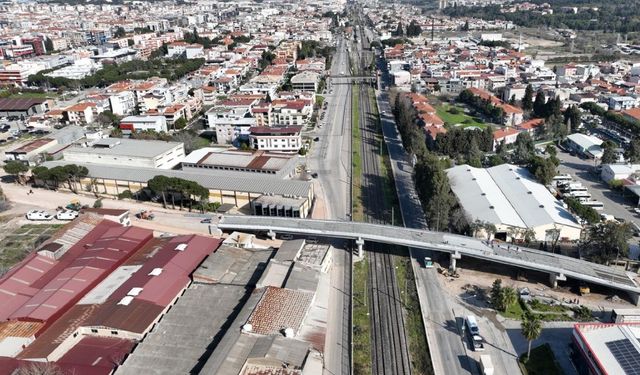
(1, 0, 640, 374)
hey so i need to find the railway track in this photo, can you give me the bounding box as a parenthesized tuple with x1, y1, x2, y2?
(356, 63, 411, 374)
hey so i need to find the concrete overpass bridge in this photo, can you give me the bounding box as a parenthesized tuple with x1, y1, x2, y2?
(218, 215, 640, 303)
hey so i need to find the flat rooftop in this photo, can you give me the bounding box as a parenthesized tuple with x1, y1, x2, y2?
(576, 323, 640, 375)
(63, 138, 182, 158)
(182, 147, 295, 172)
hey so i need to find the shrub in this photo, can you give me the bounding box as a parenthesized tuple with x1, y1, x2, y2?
(117, 190, 133, 200)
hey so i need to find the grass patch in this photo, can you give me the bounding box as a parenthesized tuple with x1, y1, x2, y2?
(501, 300, 527, 320)
(519, 344, 564, 375)
(351, 84, 364, 221)
(396, 254, 434, 375)
(353, 258, 372, 375)
(529, 300, 568, 313)
(500, 300, 574, 322)
(436, 103, 487, 129)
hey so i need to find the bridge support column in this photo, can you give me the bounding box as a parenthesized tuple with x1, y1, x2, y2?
(355, 237, 365, 258)
(449, 251, 461, 272)
(267, 230, 276, 240)
(629, 292, 640, 306)
(549, 273, 566, 288)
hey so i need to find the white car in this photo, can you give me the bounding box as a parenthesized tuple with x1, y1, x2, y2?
(26, 210, 53, 221)
(56, 210, 78, 221)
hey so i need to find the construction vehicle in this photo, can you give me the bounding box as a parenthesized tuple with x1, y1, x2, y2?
(135, 210, 155, 220)
(579, 283, 591, 296)
(65, 199, 87, 211)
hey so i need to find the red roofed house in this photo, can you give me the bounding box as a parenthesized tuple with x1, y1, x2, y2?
(517, 118, 545, 138)
(623, 108, 640, 124)
(499, 103, 524, 126)
(64, 102, 96, 124)
(493, 127, 520, 150)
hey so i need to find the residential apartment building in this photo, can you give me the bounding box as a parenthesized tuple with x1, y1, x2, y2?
(249, 126, 302, 153)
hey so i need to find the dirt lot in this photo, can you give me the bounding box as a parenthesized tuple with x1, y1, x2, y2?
(437, 257, 636, 314)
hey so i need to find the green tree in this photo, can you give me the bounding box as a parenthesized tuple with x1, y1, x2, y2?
(44, 37, 54, 53)
(528, 156, 557, 185)
(500, 287, 518, 312)
(533, 91, 546, 118)
(513, 132, 535, 164)
(113, 26, 126, 38)
(625, 138, 640, 163)
(394, 22, 404, 37)
(147, 175, 171, 208)
(490, 279, 503, 310)
(521, 315, 542, 361)
(406, 20, 422, 37)
(522, 84, 534, 111)
(580, 221, 633, 264)
(564, 105, 581, 133)
(414, 153, 455, 231)
(3, 161, 29, 184)
(173, 117, 188, 130)
(601, 140, 618, 164)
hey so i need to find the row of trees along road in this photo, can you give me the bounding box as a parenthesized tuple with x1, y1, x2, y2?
(27, 164, 88, 193)
(147, 175, 210, 212)
(392, 93, 457, 232)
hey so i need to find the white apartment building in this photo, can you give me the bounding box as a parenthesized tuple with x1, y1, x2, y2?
(109, 91, 137, 116)
(119, 115, 167, 134)
(249, 126, 302, 153)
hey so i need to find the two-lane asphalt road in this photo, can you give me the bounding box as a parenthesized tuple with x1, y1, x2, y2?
(307, 37, 352, 221)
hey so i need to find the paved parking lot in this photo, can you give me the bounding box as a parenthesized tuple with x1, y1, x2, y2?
(556, 150, 639, 225)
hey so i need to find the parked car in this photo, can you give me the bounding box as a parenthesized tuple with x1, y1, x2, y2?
(280, 234, 294, 240)
(424, 257, 434, 268)
(306, 236, 319, 244)
(56, 210, 78, 221)
(26, 210, 53, 221)
(200, 218, 212, 224)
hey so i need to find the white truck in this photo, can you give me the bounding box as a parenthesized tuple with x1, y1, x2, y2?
(479, 354, 494, 375)
(56, 210, 78, 221)
(26, 210, 53, 221)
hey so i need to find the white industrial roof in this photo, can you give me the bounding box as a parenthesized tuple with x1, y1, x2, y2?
(447, 164, 580, 230)
(576, 323, 640, 375)
(64, 138, 182, 158)
(567, 133, 603, 157)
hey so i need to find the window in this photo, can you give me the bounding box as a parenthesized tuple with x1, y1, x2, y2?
(111, 330, 118, 335)
(91, 329, 98, 333)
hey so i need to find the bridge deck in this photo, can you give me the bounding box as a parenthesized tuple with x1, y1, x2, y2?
(218, 216, 640, 294)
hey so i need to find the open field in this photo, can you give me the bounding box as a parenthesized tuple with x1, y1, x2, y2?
(0, 223, 63, 272)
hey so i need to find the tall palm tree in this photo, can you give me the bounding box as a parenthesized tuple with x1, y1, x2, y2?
(500, 287, 518, 311)
(521, 315, 542, 360)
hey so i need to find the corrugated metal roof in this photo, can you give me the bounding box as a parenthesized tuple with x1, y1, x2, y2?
(448, 164, 580, 230)
(2, 222, 153, 322)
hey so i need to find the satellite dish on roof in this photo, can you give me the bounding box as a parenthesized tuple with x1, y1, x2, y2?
(242, 324, 253, 333)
